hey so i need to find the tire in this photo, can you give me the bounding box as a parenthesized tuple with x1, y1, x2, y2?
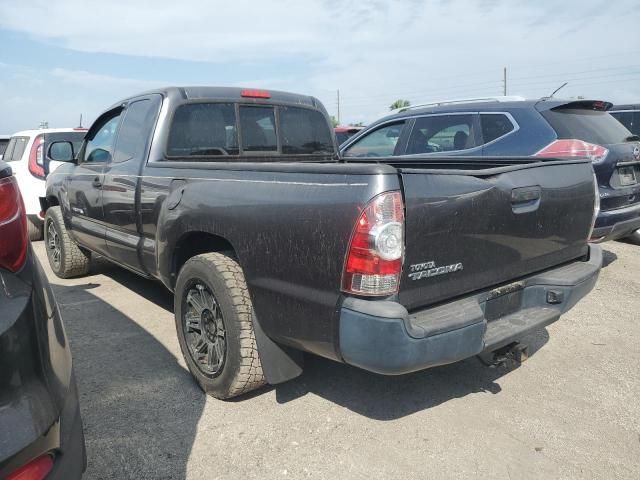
(174, 252, 265, 399)
(27, 216, 43, 241)
(44, 207, 91, 279)
(626, 229, 640, 245)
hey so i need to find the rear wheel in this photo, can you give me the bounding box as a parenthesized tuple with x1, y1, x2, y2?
(44, 207, 91, 278)
(174, 252, 265, 399)
(27, 216, 43, 241)
(627, 229, 640, 245)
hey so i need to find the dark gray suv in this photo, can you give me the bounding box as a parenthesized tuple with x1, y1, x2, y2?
(0, 161, 86, 479)
(341, 97, 640, 243)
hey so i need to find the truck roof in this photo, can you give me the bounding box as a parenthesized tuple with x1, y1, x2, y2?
(109, 86, 324, 111)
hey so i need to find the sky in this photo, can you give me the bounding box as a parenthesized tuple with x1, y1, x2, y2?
(0, 0, 639, 133)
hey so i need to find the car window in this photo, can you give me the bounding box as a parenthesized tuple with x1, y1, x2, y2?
(0, 140, 9, 157)
(481, 114, 515, 144)
(611, 111, 640, 136)
(239, 106, 277, 153)
(406, 115, 476, 154)
(343, 122, 405, 157)
(542, 108, 633, 145)
(3, 136, 29, 162)
(84, 114, 122, 163)
(167, 103, 238, 157)
(279, 106, 333, 154)
(113, 97, 161, 163)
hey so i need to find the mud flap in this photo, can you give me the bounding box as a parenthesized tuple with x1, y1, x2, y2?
(253, 313, 304, 384)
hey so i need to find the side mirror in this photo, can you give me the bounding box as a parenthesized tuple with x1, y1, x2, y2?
(48, 141, 76, 162)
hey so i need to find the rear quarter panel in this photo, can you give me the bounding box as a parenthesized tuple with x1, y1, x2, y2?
(147, 163, 399, 360)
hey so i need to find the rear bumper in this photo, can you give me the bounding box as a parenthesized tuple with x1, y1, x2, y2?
(592, 202, 640, 242)
(338, 245, 602, 375)
(0, 374, 86, 479)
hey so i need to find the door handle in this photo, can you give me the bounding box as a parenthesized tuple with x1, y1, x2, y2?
(92, 177, 102, 188)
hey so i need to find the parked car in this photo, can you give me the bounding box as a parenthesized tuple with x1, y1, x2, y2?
(0, 161, 86, 479)
(42, 86, 601, 399)
(610, 104, 640, 136)
(341, 97, 640, 243)
(334, 125, 364, 146)
(3, 128, 87, 240)
(0, 135, 10, 160)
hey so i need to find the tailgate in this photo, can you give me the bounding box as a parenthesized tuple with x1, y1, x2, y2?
(398, 158, 595, 311)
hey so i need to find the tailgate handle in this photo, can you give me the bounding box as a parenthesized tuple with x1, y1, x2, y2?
(511, 186, 541, 213)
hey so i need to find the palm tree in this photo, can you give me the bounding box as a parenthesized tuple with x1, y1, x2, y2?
(389, 99, 411, 111)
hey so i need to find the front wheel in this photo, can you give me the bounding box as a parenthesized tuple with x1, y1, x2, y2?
(174, 252, 265, 399)
(44, 207, 91, 278)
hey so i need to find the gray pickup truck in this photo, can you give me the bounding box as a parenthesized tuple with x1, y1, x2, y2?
(42, 87, 602, 399)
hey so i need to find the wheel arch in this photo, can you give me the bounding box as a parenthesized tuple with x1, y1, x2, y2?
(170, 231, 237, 290)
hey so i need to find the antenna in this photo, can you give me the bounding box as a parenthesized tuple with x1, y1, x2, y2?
(78, 114, 83, 128)
(549, 82, 568, 98)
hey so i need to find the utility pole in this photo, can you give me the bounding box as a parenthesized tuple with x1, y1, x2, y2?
(336, 89, 341, 125)
(503, 67, 507, 96)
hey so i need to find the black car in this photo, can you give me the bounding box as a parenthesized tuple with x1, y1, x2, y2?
(610, 104, 640, 136)
(0, 161, 86, 479)
(341, 97, 640, 243)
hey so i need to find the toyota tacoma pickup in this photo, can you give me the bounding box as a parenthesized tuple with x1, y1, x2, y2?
(42, 87, 602, 399)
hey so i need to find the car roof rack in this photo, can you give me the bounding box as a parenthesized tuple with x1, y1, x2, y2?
(396, 96, 527, 113)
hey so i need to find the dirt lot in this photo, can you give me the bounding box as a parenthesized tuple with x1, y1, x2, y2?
(34, 240, 640, 480)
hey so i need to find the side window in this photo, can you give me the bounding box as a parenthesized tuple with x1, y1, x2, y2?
(239, 106, 277, 153)
(113, 97, 160, 163)
(167, 103, 238, 157)
(3, 136, 29, 162)
(84, 113, 122, 163)
(406, 115, 476, 154)
(343, 122, 405, 157)
(481, 114, 515, 144)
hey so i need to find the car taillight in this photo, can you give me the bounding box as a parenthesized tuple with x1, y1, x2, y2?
(5, 454, 54, 480)
(535, 139, 608, 163)
(588, 174, 601, 241)
(0, 176, 28, 272)
(342, 191, 404, 296)
(28, 134, 45, 179)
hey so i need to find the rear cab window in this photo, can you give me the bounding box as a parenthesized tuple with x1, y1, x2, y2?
(166, 102, 333, 159)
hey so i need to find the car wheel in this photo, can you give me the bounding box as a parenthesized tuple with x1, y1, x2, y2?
(626, 229, 640, 245)
(174, 252, 265, 399)
(27, 216, 43, 241)
(44, 207, 91, 278)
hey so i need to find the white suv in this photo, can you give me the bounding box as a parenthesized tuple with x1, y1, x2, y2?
(3, 128, 86, 239)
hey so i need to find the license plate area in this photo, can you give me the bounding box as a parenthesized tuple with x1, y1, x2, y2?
(485, 284, 524, 321)
(618, 166, 637, 186)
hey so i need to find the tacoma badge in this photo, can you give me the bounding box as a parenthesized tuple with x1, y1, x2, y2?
(408, 260, 464, 281)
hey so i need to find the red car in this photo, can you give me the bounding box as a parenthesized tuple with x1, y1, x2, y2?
(334, 126, 364, 146)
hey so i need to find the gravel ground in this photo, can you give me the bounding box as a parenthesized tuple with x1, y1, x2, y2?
(34, 241, 640, 480)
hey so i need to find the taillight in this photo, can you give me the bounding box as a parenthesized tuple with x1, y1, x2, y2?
(342, 191, 404, 296)
(5, 454, 54, 480)
(588, 174, 601, 241)
(535, 139, 608, 163)
(0, 176, 28, 272)
(28, 134, 45, 179)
